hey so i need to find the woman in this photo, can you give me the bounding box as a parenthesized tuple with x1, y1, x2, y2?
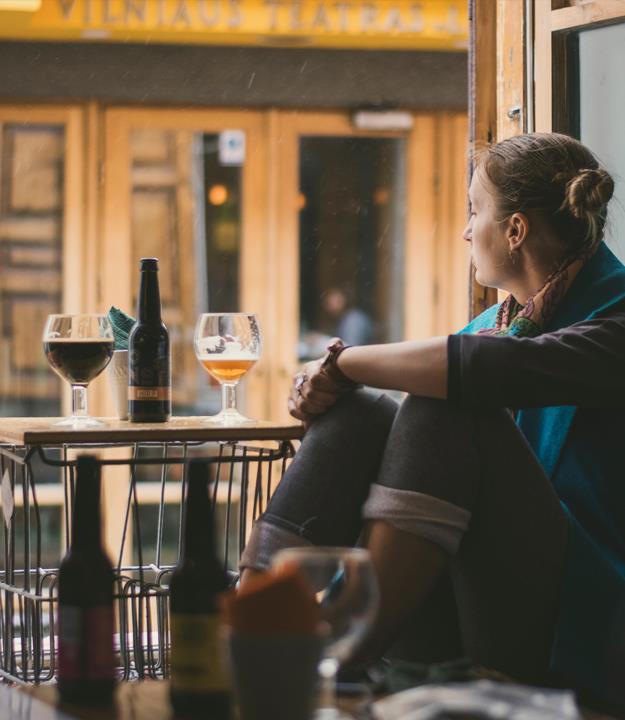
(241, 133, 625, 709)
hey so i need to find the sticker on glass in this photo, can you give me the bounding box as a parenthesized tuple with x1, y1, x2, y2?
(218, 130, 245, 166)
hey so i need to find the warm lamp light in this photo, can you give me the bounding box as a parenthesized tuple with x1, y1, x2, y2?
(208, 184, 228, 206)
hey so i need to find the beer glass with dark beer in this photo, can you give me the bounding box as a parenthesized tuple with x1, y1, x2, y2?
(43, 314, 114, 427)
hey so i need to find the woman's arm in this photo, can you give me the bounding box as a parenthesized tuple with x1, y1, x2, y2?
(448, 311, 625, 409)
(336, 337, 449, 398)
(290, 307, 625, 423)
(288, 337, 448, 424)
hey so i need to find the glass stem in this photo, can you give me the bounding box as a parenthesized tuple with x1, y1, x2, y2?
(222, 383, 237, 414)
(318, 657, 339, 711)
(71, 384, 88, 418)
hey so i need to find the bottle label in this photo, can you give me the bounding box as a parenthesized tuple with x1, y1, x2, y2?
(58, 605, 82, 681)
(58, 605, 115, 681)
(170, 614, 230, 693)
(85, 605, 115, 680)
(128, 386, 171, 401)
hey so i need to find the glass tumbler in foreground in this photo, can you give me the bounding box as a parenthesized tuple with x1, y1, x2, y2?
(43, 314, 114, 427)
(194, 313, 261, 426)
(272, 547, 379, 720)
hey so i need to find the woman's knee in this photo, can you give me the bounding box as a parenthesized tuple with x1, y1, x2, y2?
(305, 388, 398, 447)
(396, 395, 468, 429)
(376, 395, 485, 507)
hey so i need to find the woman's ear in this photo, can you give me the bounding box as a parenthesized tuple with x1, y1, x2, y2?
(506, 212, 530, 253)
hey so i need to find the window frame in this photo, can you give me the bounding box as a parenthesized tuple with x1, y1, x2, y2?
(535, 0, 625, 134)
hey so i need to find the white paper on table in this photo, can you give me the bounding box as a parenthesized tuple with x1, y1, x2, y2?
(0, 684, 78, 720)
(372, 680, 581, 720)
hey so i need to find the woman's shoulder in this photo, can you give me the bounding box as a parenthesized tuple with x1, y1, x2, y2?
(456, 304, 499, 335)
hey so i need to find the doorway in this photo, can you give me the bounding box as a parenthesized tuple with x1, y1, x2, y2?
(103, 107, 468, 422)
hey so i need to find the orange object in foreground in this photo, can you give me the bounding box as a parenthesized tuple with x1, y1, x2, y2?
(220, 564, 319, 635)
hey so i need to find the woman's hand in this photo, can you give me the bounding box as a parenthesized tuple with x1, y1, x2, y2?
(289, 336, 449, 427)
(288, 359, 347, 425)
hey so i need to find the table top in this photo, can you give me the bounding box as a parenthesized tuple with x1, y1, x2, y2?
(15, 681, 363, 719)
(0, 417, 305, 446)
(12, 680, 620, 720)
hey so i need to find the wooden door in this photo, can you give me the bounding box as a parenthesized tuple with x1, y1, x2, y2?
(102, 109, 268, 420)
(270, 111, 468, 421)
(0, 106, 84, 417)
(0, 105, 85, 567)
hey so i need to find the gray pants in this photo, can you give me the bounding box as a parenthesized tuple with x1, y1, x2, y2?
(241, 390, 568, 683)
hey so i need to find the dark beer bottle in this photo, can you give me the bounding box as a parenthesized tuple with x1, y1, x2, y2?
(58, 455, 115, 704)
(169, 460, 231, 718)
(128, 257, 171, 422)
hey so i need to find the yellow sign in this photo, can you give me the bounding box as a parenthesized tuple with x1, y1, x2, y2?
(0, 0, 468, 50)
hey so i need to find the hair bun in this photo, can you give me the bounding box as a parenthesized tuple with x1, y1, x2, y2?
(565, 168, 614, 219)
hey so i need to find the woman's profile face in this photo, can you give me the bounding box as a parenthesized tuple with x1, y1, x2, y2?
(463, 170, 512, 290)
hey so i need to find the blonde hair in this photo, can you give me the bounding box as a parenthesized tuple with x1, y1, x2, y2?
(476, 133, 614, 260)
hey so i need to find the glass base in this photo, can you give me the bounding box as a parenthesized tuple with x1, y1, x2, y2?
(54, 415, 105, 428)
(202, 409, 255, 427)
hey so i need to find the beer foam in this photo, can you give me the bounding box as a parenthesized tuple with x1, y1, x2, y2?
(196, 337, 257, 360)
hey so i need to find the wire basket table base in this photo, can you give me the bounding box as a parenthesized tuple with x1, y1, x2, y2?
(0, 419, 303, 684)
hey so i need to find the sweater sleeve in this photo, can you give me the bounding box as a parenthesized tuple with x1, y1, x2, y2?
(447, 309, 625, 409)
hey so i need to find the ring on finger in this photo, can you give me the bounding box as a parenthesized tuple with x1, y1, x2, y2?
(294, 373, 307, 397)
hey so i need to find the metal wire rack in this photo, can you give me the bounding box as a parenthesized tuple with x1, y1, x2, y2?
(0, 436, 298, 684)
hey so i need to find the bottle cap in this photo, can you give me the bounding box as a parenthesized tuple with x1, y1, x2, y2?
(140, 258, 159, 270)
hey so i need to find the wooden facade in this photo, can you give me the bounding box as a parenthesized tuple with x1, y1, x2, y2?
(0, 24, 470, 556)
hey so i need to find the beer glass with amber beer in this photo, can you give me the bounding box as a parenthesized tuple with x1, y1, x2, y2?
(194, 313, 261, 425)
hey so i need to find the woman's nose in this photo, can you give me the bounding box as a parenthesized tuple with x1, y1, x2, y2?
(462, 222, 472, 242)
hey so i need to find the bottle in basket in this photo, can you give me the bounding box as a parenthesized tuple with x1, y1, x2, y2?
(58, 455, 115, 704)
(170, 459, 232, 718)
(128, 257, 171, 422)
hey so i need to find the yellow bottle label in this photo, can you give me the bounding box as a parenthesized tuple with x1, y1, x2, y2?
(128, 386, 171, 401)
(170, 614, 230, 693)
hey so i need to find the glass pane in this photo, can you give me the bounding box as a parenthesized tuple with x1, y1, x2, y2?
(298, 137, 405, 361)
(578, 22, 625, 261)
(0, 123, 64, 416)
(129, 129, 243, 416)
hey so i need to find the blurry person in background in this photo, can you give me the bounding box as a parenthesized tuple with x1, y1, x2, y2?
(322, 287, 374, 347)
(298, 286, 374, 360)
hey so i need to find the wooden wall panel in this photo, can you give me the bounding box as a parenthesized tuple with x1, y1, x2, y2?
(128, 128, 198, 409)
(449, 113, 471, 332)
(534, 0, 553, 133)
(131, 189, 178, 302)
(497, 0, 525, 139)
(405, 114, 436, 341)
(468, 0, 499, 319)
(0, 122, 64, 404)
(434, 112, 470, 335)
(10, 130, 64, 212)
